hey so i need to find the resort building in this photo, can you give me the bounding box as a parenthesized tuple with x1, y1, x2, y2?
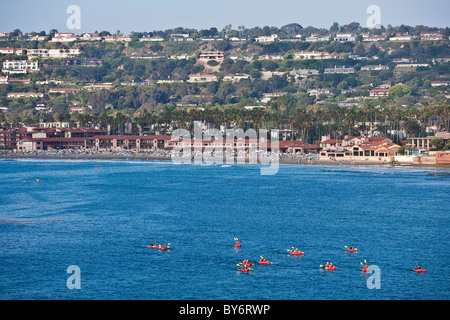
(319, 136, 399, 161)
(407, 132, 450, 152)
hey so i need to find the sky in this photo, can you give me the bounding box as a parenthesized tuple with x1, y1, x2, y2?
(1, 0, 449, 34)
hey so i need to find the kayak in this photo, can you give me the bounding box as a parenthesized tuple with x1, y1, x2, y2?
(235, 243, 241, 248)
(147, 245, 160, 248)
(362, 266, 369, 272)
(347, 248, 357, 252)
(414, 269, 426, 273)
(290, 251, 304, 256)
(325, 266, 336, 271)
(239, 268, 250, 273)
(258, 260, 272, 265)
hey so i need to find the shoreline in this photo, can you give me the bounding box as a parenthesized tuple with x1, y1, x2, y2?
(1, 153, 449, 170)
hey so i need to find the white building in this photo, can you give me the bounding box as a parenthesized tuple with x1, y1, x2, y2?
(361, 65, 389, 71)
(188, 74, 218, 83)
(289, 69, 319, 77)
(223, 74, 251, 82)
(7, 92, 44, 98)
(334, 34, 356, 42)
(324, 66, 355, 74)
(255, 34, 278, 43)
(293, 51, 325, 60)
(51, 32, 78, 42)
(389, 35, 412, 41)
(305, 34, 331, 42)
(2, 60, 39, 74)
(27, 48, 80, 59)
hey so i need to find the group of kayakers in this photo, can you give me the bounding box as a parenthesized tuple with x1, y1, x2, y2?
(234, 241, 425, 273)
(147, 242, 169, 251)
(23, 179, 41, 183)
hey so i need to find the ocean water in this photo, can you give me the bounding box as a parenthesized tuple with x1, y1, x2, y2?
(0, 159, 449, 300)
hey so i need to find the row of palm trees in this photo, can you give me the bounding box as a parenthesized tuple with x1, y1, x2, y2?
(1, 103, 449, 143)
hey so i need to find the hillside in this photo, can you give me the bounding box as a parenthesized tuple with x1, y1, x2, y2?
(0, 23, 449, 142)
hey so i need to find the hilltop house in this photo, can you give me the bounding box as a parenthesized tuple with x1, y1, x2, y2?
(2, 60, 39, 74)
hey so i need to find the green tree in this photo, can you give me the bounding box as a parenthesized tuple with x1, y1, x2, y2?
(430, 138, 444, 150)
(389, 84, 411, 98)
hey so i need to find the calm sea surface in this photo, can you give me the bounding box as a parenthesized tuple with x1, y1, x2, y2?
(0, 159, 449, 300)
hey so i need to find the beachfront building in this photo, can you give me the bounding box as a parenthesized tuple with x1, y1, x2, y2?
(15, 133, 174, 152)
(319, 135, 399, 162)
(3, 127, 106, 150)
(407, 132, 450, 153)
(278, 140, 321, 154)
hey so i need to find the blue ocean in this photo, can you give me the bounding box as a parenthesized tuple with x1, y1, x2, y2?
(0, 159, 449, 300)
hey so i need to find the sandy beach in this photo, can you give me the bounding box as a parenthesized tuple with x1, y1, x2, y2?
(1, 152, 449, 170)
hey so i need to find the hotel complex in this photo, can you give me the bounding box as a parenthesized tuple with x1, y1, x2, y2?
(0, 125, 411, 163)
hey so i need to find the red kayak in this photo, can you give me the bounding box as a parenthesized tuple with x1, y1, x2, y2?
(347, 248, 357, 252)
(290, 251, 304, 256)
(239, 268, 251, 273)
(414, 269, 426, 273)
(258, 260, 272, 265)
(147, 245, 160, 248)
(362, 266, 369, 272)
(326, 266, 336, 271)
(235, 242, 241, 248)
